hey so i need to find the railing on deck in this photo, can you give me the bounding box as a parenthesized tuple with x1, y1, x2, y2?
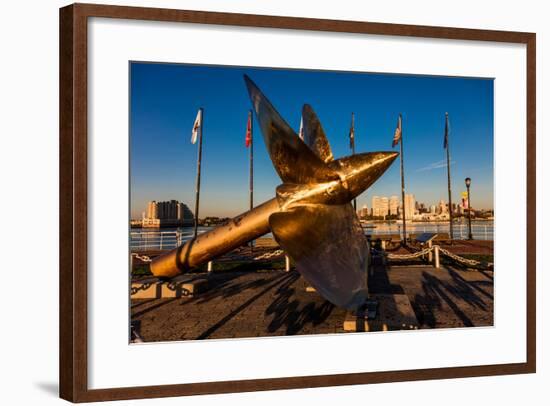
(368, 223, 493, 241)
(130, 223, 493, 252)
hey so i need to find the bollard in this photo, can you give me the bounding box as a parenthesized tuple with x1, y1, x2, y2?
(207, 261, 213, 272)
(434, 245, 440, 269)
(285, 255, 291, 272)
(130, 253, 134, 274)
(378, 239, 387, 266)
(428, 240, 433, 262)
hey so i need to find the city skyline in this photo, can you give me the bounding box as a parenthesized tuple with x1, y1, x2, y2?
(130, 62, 494, 219)
(363, 192, 489, 221)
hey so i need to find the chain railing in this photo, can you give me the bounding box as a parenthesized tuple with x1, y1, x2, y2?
(130, 242, 492, 275)
(373, 245, 492, 269)
(130, 249, 289, 275)
(252, 249, 285, 261)
(384, 247, 433, 260)
(437, 246, 493, 268)
(131, 252, 152, 263)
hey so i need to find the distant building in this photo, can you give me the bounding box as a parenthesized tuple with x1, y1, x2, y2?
(404, 194, 416, 220)
(371, 196, 380, 216)
(142, 200, 194, 228)
(147, 201, 158, 219)
(451, 202, 458, 214)
(438, 199, 447, 215)
(177, 202, 193, 222)
(389, 196, 399, 216)
(372, 196, 389, 218)
(359, 204, 369, 219)
(457, 202, 465, 215)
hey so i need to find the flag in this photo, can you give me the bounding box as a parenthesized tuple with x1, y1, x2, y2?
(245, 112, 252, 148)
(349, 113, 355, 149)
(298, 116, 304, 140)
(443, 112, 450, 149)
(191, 109, 202, 144)
(392, 114, 402, 148)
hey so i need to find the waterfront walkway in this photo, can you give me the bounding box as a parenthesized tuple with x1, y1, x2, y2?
(131, 248, 493, 341)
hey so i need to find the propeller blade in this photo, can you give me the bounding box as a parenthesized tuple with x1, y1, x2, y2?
(269, 203, 369, 310)
(244, 75, 339, 185)
(302, 104, 334, 163)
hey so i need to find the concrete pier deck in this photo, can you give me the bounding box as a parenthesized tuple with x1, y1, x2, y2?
(131, 255, 493, 341)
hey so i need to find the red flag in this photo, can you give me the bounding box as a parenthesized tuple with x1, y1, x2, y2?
(245, 112, 252, 148)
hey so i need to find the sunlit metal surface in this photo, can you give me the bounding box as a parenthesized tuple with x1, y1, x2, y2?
(150, 198, 279, 278)
(244, 75, 339, 185)
(301, 104, 334, 163)
(270, 203, 369, 309)
(150, 75, 398, 310)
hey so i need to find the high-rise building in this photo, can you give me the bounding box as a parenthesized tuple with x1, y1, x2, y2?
(404, 194, 416, 220)
(143, 200, 194, 227)
(372, 196, 389, 218)
(146, 201, 158, 219)
(371, 196, 380, 216)
(389, 195, 399, 215)
(177, 202, 194, 222)
(358, 204, 369, 219)
(438, 199, 447, 214)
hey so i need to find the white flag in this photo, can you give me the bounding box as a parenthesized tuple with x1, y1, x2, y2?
(191, 109, 202, 144)
(298, 116, 304, 140)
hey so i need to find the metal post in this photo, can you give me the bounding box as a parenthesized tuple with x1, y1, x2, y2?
(193, 108, 204, 239)
(248, 110, 254, 253)
(381, 240, 386, 251)
(434, 245, 440, 269)
(445, 113, 454, 240)
(130, 253, 134, 275)
(207, 261, 213, 272)
(428, 240, 433, 262)
(467, 184, 473, 240)
(399, 114, 407, 245)
(285, 255, 291, 272)
(350, 112, 357, 212)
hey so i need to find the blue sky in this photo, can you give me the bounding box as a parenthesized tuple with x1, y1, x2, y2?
(130, 62, 494, 219)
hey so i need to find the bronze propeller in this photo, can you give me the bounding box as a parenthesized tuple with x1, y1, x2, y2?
(150, 75, 398, 310)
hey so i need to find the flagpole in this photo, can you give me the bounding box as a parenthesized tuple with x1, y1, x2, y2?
(193, 107, 204, 239)
(350, 112, 357, 211)
(399, 114, 407, 245)
(445, 112, 454, 240)
(249, 109, 254, 252)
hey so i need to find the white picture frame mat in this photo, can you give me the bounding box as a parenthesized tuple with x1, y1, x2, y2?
(88, 17, 526, 389)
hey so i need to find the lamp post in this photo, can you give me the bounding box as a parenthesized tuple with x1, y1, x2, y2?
(465, 177, 473, 240)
